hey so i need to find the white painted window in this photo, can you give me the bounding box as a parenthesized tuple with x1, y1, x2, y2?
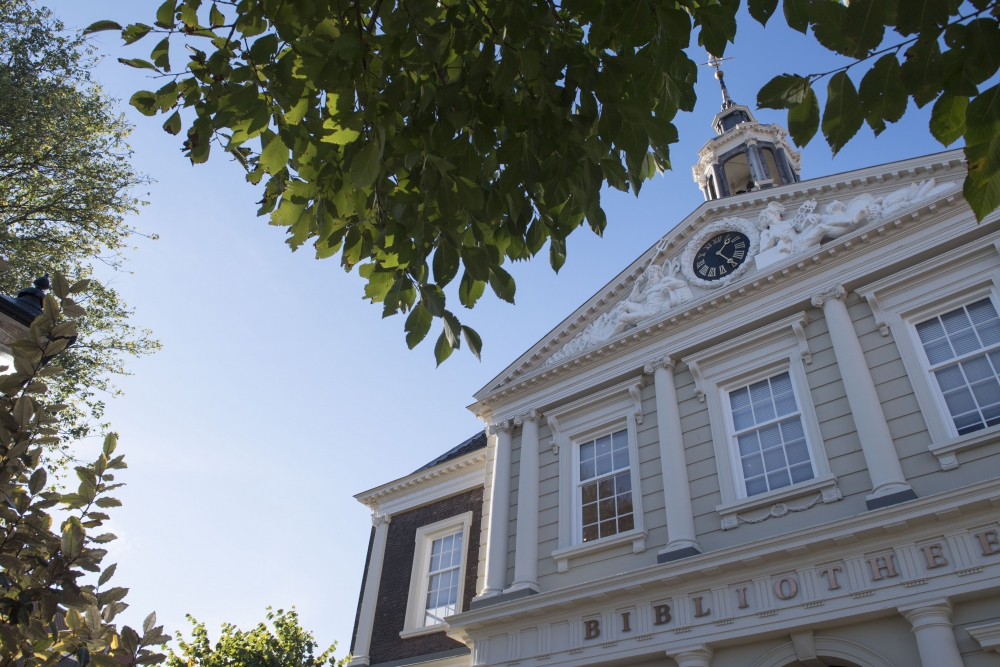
(915, 297, 1000, 436)
(423, 530, 464, 626)
(577, 429, 634, 542)
(400, 512, 472, 638)
(728, 371, 815, 497)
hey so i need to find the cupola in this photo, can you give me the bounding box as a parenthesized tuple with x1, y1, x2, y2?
(692, 57, 802, 200)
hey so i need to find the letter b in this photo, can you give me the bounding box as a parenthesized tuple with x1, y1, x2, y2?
(584, 619, 600, 640)
(653, 604, 671, 625)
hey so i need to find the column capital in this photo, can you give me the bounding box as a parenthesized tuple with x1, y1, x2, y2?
(371, 510, 391, 527)
(514, 408, 540, 425)
(486, 419, 512, 436)
(810, 284, 847, 308)
(667, 645, 713, 667)
(899, 597, 954, 631)
(643, 355, 676, 375)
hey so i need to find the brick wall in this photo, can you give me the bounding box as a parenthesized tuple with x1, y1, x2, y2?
(368, 487, 483, 665)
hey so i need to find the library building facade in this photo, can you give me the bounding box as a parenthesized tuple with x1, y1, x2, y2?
(348, 73, 1000, 667)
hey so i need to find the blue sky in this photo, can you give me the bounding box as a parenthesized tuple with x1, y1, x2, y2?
(43, 0, 953, 654)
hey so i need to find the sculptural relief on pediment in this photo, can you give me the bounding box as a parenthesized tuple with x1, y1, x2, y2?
(542, 178, 958, 368)
(755, 178, 959, 270)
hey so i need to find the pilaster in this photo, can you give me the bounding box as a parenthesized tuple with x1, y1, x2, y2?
(479, 420, 513, 599)
(348, 511, 391, 667)
(810, 285, 916, 509)
(511, 409, 541, 593)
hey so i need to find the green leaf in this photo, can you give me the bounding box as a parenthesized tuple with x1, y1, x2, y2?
(151, 37, 170, 72)
(694, 4, 737, 57)
(462, 326, 483, 361)
(434, 331, 454, 366)
(118, 58, 158, 71)
(103, 432, 117, 456)
(83, 20, 123, 35)
(404, 304, 432, 349)
(964, 85, 1000, 188)
(901, 38, 945, 108)
(458, 272, 486, 309)
(419, 284, 446, 317)
(95, 497, 122, 508)
(155, 0, 177, 28)
(210, 3, 225, 27)
(930, 94, 968, 146)
(787, 87, 820, 146)
(259, 134, 289, 175)
(845, 0, 894, 56)
(460, 246, 491, 282)
(350, 140, 380, 189)
(757, 74, 811, 109)
(822, 72, 864, 155)
(895, 0, 957, 36)
(811, 1, 856, 57)
(783, 0, 810, 33)
(162, 111, 182, 135)
(488, 266, 516, 304)
(129, 91, 158, 117)
(121, 23, 152, 44)
(98, 563, 117, 586)
(433, 245, 460, 287)
(748, 0, 778, 26)
(858, 54, 907, 135)
(441, 311, 462, 349)
(29, 468, 47, 495)
(61, 517, 84, 558)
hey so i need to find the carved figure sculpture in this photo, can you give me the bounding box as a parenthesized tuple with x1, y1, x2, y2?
(545, 258, 692, 365)
(792, 193, 876, 250)
(756, 201, 796, 254)
(874, 178, 958, 221)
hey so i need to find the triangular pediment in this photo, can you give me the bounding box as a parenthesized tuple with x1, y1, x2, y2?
(472, 149, 966, 413)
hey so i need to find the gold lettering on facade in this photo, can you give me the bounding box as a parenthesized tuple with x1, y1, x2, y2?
(653, 604, 671, 625)
(735, 586, 749, 609)
(773, 577, 798, 600)
(584, 619, 600, 640)
(920, 543, 948, 569)
(974, 530, 1000, 556)
(692, 596, 711, 618)
(621, 612, 631, 632)
(819, 566, 842, 590)
(867, 554, 899, 581)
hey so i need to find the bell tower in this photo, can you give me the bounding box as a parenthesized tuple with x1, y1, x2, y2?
(692, 56, 801, 200)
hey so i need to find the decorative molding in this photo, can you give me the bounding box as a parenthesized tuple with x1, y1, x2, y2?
(514, 409, 540, 425)
(355, 450, 487, 514)
(967, 620, 1000, 653)
(810, 284, 846, 308)
(688, 360, 706, 402)
(718, 475, 841, 530)
(371, 511, 391, 527)
(642, 354, 675, 375)
(627, 380, 644, 425)
(546, 415, 562, 455)
(790, 313, 812, 364)
(486, 419, 512, 436)
(860, 291, 890, 336)
(681, 217, 761, 290)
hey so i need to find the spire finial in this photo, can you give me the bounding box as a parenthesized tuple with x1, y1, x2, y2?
(702, 54, 735, 110)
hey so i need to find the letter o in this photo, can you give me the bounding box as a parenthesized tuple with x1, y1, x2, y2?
(774, 577, 798, 600)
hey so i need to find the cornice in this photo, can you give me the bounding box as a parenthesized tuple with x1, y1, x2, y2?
(354, 449, 487, 512)
(444, 477, 1000, 634)
(470, 149, 968, 417)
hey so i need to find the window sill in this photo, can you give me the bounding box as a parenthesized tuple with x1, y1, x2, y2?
(551, 527, 647, 573)
(399, 623, 448, 640)
(716, 474, 841, 530)
(930, 424, 1000, 470)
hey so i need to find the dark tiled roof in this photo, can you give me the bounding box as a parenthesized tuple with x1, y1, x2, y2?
(413, 431, 487, 473)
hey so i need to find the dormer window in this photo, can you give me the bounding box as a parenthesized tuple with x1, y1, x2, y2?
(400, 512, 473, 638)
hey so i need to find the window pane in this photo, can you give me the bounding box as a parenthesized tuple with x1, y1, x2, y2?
(580, 459, 596, 481)
(935, 364, 967, 392)
(950, 330, 981, 357)
(617, 492, 633, 515)
(763, 446, 788, 472)
(738, 432, 761, 456)
(790, 462, 814, 484)
(600, 519, 617, 538)
(730, 386, 751, 411)
(759, 423, 782, 449)
(774, 392, 798, 417)
(742, 453, 764, 478)
(615, 472, 632, 493)
(581, 481, 597, 504)
(767, 469, 791, 490)
(596, 453, 613, 476)
(785, 440, 810, 465)
(964, 355, 994, 382)
(732, 407, 755, 431)
(941, 308, 972, 335)
(612, 429, 628, 450)
(916, 318, 946, 346)
(583, 525, 599, 542)
(598, 498, 615, 520)
(923, 339, 955, 365)
(770, 372, 792, 394)
(613, 448, 629, 471)
(582, 503, 598, 525)
(618, 513, 635, 532)
(596, 434, 612, 456)
(746, 476, 768, 496)
(580, 441, 595, 461)
(598, 478, 615, 499)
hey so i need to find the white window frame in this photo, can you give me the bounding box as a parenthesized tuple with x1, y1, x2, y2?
(721, 365, 819, 500)
(682, 312, 839, 530)
(399, 511, 473, 639)
(857, 235, 1000, 470)
(547, 377, 647, 573)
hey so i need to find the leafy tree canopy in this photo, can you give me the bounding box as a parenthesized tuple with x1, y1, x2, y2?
(167, 608, 345, 667)
(0, 276, 166, 667)
(0, 0, 160, 449)
(92, 0, 1000, 363)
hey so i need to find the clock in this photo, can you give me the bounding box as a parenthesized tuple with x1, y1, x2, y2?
(693, 231, 750, 282)
(680, 217, 760, 289)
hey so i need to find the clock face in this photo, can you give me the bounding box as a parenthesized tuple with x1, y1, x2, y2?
(693, 232, 750, 282)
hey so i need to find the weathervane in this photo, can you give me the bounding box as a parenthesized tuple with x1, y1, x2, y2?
(701, 54, 736, 110)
